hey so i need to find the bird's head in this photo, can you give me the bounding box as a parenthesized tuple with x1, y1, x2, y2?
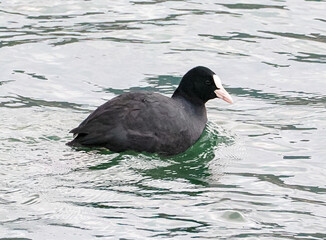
(175, 66, 233, 104)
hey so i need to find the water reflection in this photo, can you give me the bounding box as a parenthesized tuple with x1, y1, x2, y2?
(132, 0, 185, 5)
(0, 95, 84, 110)
(0, 12, 183, 48)
(231, 172, 326, 194)
(199, 32, 273, 43)
(229, 87, 326, 108)
(99, 75, 326, 109)
(1, 0, 326, 238)
(99, 74, 179, 96)
(218, 3, 287, 10)
(86, 123, 235, 186)
(13, 70, 47, 80)
(26, 11, 104, 20)
(260, 31, 326, 44)
(174, 8, 242, 17)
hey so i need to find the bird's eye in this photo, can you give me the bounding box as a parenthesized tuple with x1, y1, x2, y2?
(205, 80, 212, 85)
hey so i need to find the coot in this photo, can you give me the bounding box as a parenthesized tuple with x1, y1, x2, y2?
(67, 66, 233, 155)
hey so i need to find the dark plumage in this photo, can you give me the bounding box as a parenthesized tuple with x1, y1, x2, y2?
(67, 66, 233, 155)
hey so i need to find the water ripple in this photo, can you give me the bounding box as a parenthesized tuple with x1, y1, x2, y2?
(1, 0, 326, 239)
(219, 3, 287, 10)
(229, 87, 326, 108)
(0, 95, 84, 110)
(231, 172, 326, 194)
(199, 32, 274, 43)
(260, 31, 326, 44)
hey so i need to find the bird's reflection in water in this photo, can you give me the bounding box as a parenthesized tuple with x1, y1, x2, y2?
(86, 122, 236, 187)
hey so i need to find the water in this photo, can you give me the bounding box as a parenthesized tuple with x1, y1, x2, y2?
(1, 0, 326, 239)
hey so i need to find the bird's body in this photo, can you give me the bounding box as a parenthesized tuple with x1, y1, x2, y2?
(69, 92, 206, 155)
(68, 66, 233, 155)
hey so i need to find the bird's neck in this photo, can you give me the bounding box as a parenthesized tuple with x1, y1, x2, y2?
(172, 88, 205, 106)
(172, 88, 207, 121)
